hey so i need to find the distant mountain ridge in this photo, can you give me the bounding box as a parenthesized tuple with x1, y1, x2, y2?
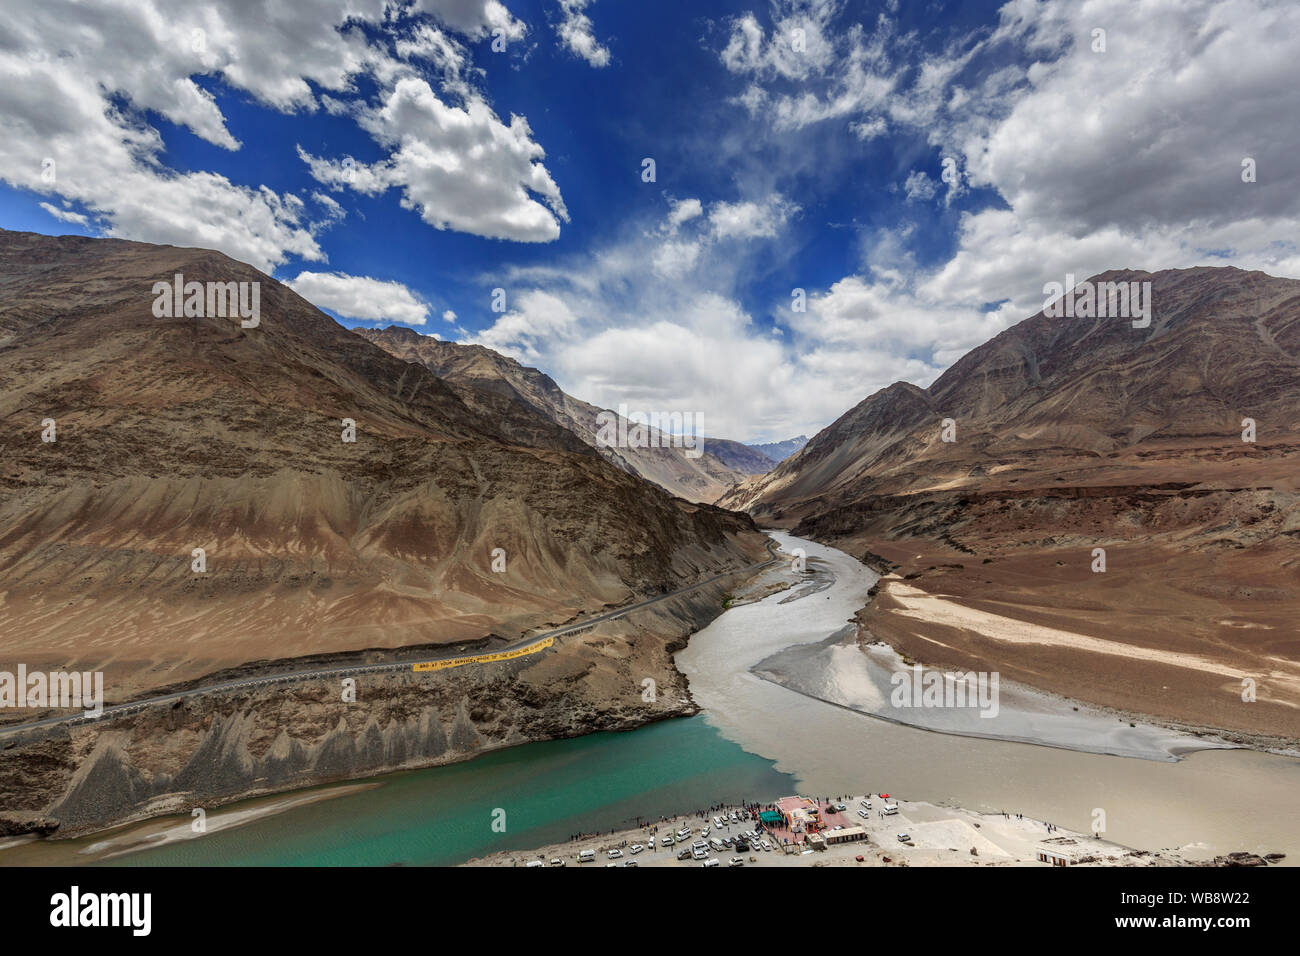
(702, 439, 776, 474)
(354, 326, 768, 500)
(747, 435, 808, 463)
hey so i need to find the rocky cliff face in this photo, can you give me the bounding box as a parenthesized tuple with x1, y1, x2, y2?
(723, 267, 1300, 739)
(0, 580, 731, 837)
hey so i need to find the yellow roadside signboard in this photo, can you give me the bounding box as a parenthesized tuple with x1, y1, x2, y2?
(412, 636, 554, 673)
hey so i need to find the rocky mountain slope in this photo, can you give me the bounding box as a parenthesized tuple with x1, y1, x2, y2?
(701, 437, 775, 475)
(722, 267, 1300, 740)
(0, 230, 767, 705)
(353, 327, 762, 501)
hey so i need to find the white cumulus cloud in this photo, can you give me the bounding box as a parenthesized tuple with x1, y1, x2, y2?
(287, 271, 430, 326)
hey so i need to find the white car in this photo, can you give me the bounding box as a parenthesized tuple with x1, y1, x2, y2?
(701, 826, 710, 838)
(677, 827, 691, 839)
(858, 810, 870, 820)
(897, 833, 912, 844)
(630, 844, 644, 855)
(624, 860, 638, 867)
(692, 847, 709, 860)
(714, 816, 726, 828)
(607, 848, 623, 859)
(702, 858, 720, 868)
(647, 837, 655, 849)
(761, 840, 772, 852)
(728, 857, 744, 867)
(661, 835, 674, 846)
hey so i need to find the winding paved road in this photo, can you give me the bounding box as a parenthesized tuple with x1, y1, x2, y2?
(0, 538, 781, 738)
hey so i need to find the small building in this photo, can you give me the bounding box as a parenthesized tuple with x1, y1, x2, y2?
(1036, 837, 1083, 866)
(824, 826, 867, 846)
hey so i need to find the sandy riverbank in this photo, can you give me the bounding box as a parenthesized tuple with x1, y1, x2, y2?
(853, 540, 1300, 745)
(754, 624, 1236, 762)
(0, 781, 381, 865)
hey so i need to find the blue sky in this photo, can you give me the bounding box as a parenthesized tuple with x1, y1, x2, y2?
(3, 0, 1297, 441)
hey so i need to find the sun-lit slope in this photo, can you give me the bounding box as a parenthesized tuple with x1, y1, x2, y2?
(356, 327, 759, 501)
(0, 230, 766, 698)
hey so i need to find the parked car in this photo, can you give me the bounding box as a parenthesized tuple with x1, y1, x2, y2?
(607, 848, 623, 859)
(549, 858, 564, 867)
(661, 835, 674, 846)
(858, 810, 870, 820)
(897, 833, 912, 844)
(728, 857, 744, 867)
(677, 849, 692, 861)
(702, 858, 720, 868)
(630, 844, 644, 854)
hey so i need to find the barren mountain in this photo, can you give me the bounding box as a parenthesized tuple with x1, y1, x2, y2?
(354, 326, 759, 500)
(0, 230, 767, 704)
(722, 267, 1300, 740)
(701, 438, 775, 475)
